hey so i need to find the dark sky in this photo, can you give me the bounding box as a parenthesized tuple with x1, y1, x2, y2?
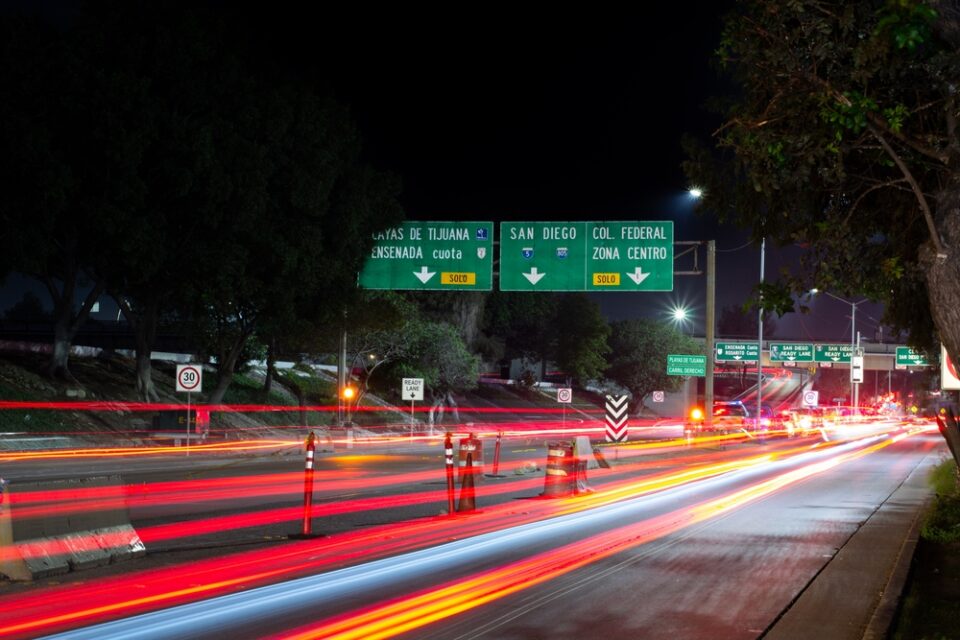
(0, 2, 884, 342)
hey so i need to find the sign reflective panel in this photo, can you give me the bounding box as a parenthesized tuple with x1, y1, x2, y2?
(769, 343, 814, 362)
(895, 346, 928, 366)
(499, 221, 673, 291)
(359, 221, 493, 290)
(715, 342, 759, 362)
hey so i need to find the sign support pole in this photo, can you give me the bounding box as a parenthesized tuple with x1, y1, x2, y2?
(705, 240, 715, 431)
(186, 391, 191, 456)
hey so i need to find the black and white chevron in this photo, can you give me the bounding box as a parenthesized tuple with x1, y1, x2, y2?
(605, 394, 629, 443)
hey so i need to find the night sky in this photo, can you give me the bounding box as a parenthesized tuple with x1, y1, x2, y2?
(0, 1, 885, 341)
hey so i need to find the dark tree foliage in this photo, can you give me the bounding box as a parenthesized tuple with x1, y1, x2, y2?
(718, 304, 776, 339)
(684, 1, 960, 369)
(607, 319, 700, 414)
(0, 3, 403, 398)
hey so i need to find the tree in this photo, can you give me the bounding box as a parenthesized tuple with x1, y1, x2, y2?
(718, 304, 776, 339)
(552, 293, 610, 385)
(0, 12, 144, 380)
(379, 320, 481, 427)
(683, 1, 960, 374)
(606, 319, 700, 414)
(4, 292, 50, 323)
(482, 292, 558, 380)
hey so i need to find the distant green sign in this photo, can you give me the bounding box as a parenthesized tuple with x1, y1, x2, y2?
(667, 354, 706, 377)
(896, 346, 928, 366)
(814, 344, 853, 364)
(769, 343, 814, 362)
(498, 221, 674, 291)
(358, 221, 494, 290)
(715, 342, 759, 362)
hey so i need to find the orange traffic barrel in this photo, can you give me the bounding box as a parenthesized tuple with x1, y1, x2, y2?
(542, 441, 576, 497)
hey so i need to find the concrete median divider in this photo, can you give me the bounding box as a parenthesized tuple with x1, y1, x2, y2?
(0, 475, 145, 581)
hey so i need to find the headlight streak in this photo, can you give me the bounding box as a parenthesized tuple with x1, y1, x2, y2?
(34, 429, 923, 640)
(3, 426, 926, 640)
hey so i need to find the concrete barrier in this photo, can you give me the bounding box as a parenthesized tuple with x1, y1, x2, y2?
(0, 475, 145, 581)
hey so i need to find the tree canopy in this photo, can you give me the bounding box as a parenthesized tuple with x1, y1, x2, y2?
(606, 319, 700, 414)
(684, 0, 960, 365)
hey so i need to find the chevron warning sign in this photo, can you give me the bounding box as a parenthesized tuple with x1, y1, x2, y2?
(605, 394, 629, 443)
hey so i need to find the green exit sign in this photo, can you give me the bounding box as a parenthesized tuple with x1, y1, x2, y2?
(814, 344, 853, 364)
(896, 346, 928, 366)
(770, 343, 814, 362)
(715, 342, 759, 362)
(667, 354, 706, 377)
(499, 221, 674, 291)
(359, 221, 493, 290)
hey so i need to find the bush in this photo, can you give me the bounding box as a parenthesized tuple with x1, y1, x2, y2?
(921, 460, 960, 543)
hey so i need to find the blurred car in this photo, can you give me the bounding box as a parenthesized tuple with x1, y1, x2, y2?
(687, 400, 753, 433)
(782, 407, 824, 436)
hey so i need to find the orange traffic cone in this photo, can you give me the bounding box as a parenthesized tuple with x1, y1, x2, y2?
(457, 452, 477, 513)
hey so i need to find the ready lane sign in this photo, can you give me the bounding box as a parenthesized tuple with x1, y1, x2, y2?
(605, 394, 629, 443)
(814, 344, 853, 364)
(402, 377, 424, 401)
(359, 221, 493, 290)
(896, 346, 929, 366)
(499, 221, 673, 291)
(769, 343, 814, 362)
(667, 354, 706, 377)
(715, 342, 759, 362)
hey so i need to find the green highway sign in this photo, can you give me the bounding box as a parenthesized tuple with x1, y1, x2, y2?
(667, 354, 706, 377)
(359, 221, 493, 290)
(769, 343, 814, 362)
(499, 221, 674, 291)
(814, 344, 853, 364)
(896, 346, 928, 366)
(715, 342, 759, 362)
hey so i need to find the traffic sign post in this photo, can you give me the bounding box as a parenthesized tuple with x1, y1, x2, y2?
(715, 342, 759, 363)
(402, 378, 424, 424)
(666, 354, 706, 377)
(605, 394, 628, 443)
(498, 221, 674, 291)
(769, 343, 814, 363)
(359, 221, 493, 290)
(814, 344, 853, 364)
(176, 364, 203, 454)
(557, 387, 572, 427)
(896, 346, 929, 367)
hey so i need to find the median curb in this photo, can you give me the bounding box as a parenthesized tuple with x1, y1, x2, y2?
(764, 449, 939, 640)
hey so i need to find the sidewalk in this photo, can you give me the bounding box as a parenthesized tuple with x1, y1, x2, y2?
(765, 448, 939, 640)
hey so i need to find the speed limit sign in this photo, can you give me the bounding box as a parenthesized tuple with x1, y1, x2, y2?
(176, 365, 203, 393)
(557, 388, 572, 404)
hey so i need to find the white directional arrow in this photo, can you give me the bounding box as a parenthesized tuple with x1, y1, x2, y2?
(626, 267, 650, 285)
(413, 266, 436, 283)
(523, 267, 546, 285)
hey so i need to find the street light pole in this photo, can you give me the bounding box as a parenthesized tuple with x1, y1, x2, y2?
(757, 237, 765, 427)
(812, 290, 868, 411)
(705, 240, 716, 432)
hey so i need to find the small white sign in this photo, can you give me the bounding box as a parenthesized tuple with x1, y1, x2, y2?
(652, 390, 665, 403)
(176, 364, 202, 393)
(402, 377, 424, 401)
(557, 388, 572, 404)
(851, 356, 864, 383)
(802, 390, 819, 407)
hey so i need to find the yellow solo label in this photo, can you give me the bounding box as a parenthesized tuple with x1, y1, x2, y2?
(441, 272, 476, 285)
(592, 272, 620, 286)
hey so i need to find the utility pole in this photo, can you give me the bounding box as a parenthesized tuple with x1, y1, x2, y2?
(705, 240, 716, 431)
(757, 237, 766, 427)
